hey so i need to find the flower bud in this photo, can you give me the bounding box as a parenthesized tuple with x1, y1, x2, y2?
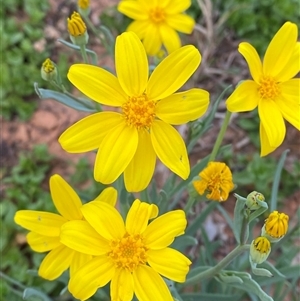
(41, 58, 58, 82)
(261, 211, 289, 242)
(67, 12, 89, 46)
(250, 236, 271, 264)
(245, 191, 265, 210)
(77, 0, 90, 16)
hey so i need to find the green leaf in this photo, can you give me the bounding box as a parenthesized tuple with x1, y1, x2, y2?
(228, 273, 274, 301)
(34, 83, 97, 112)
(23, 288, 52, 301)
(270, 149, 289, 212)
(233, 194, 248, 244)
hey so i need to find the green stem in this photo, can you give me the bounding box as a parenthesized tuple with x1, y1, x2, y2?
(80, 44, 89, 63)
(184, 196, 196, 214)
(209, 110, 232, 162)
(0, 271, 26, 289)
(183, 244, 250, 286)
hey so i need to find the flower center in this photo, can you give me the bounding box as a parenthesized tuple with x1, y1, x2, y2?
(122, 94, 156, 129)
(149, 7, 166, 23)
(258, 76, 280, 100)
(108, 233, 148, 272)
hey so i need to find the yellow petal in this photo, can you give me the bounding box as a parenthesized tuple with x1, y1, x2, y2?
(238, 42, 263, 83)
(117, 1, 148, 20)
(92, 187, 118, 207)
(275, 42, 300, 82)
(166, 14, 195, 34)
(226, 80, 259, 112)
(147, 248, 191, 282)
(258, 99, 285, 149)
(143, 23, 162, 56)
(263, 22, 298, 78)
(156, 89, 209, 125)
(60, 220, 110, 255)
(70, 252, 92, 279)
(133, 265, 173, 301)
(151, 120, 189, 179)
(38, 245, 74, 280)
(94, 122, 138, 184)
(147, 45, 201, 100)
(165, 0, 191, 13)
(126, 199, 158, 235)
(277, 79, 300, 130)
(159, 24, 181, 54)
(49, 174, 82, 220)
(59, 112, 122, 153)
(260, 123, 277, 157)
(116, 32, 148, 96)
(68, 256, 115, 301)
(14, 211, 66, 237)
(124, 130, 156, 192)
(111, 269, 134, 301)
(127, 20, 149, 39)
(143, 210, 187, 249)
(26, 232, 61, 252)
(81, 202, 126, 240)
(68, 64, 127, 106)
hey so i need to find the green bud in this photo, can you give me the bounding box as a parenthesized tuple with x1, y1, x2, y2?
(246, 191, 265, 210)
(41, 58, 58, 82)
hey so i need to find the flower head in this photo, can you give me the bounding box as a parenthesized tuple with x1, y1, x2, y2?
(59, 32, 209, 192)
(261, 211, 289, 242)
(60, 199, 191, 301)
(14, 174, 117, 280)
(67, 11, 89, 45)
(41, 58, 58, 82)
(250, 236, 271, 264)
(226, 22, 300, 156)
(118, 0, 195, 55)
(193, 162, 234, 201)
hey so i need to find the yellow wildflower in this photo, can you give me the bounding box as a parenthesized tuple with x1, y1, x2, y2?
(250, 236, 271, 264)
(193, 162, 234, 201)
(14, 174, 117, 280)
(261, 211, 289, 242)
(226, 22, 300, 156)
(118, 0, 195, 55)
(59, 32, 209, 192)
(60, 199, 191, 301)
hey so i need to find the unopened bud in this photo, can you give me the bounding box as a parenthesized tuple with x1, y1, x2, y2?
(67, 12, 89, 46)
(41, 58, 58, 82)
(246, 191, 265, 210)
(250, 236, 271, 264)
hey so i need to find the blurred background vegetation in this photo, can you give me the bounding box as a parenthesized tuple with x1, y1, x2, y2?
(1, 0, 299, 300)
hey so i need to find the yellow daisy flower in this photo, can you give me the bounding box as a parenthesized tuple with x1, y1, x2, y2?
(118, 0, 195, 55)
(60, 199, 191, 301)
(226, 21, 300, 156)
(59, 32, 209, 192)
(193, 162, 234, 201)
(14, 174, 117, 280)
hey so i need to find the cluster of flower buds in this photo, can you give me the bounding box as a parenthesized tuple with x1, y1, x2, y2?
(248, 193, 289, 265)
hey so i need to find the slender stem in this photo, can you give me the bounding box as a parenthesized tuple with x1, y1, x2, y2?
(0, 271, 26, 289)
(184, 196, 196, 214)
(183, 244, 250, 286)
(209, 110, 232, 162)
(80, 45, 89, 63)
